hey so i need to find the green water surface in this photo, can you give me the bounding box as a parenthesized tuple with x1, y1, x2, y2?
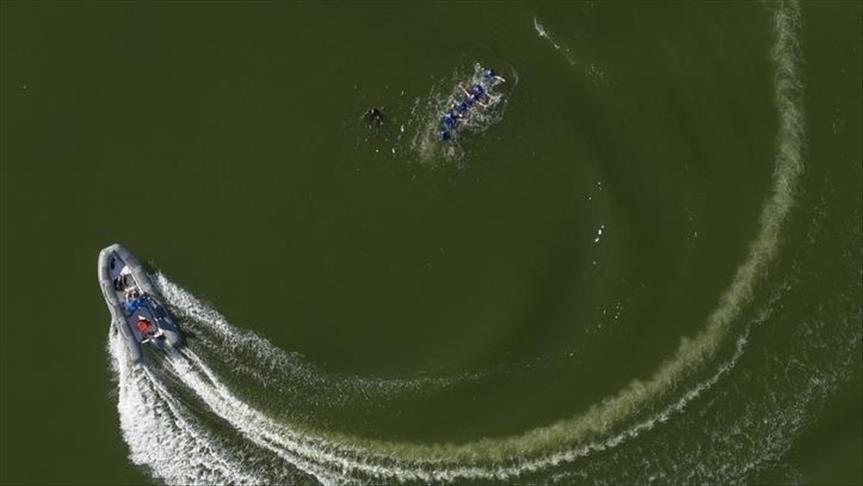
(1, 1, 860, 484)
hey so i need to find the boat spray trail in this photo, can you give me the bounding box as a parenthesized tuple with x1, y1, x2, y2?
(105, 2, 845, 484)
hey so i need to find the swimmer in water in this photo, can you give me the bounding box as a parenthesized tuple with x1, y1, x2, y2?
(452, 101, 469, 117)
(458, 83, 489, 108)
(481, 67, 506, 84)
(363, 106, 384, 127)
(436, 66, 505, 143)
(440, 113, 459, 129)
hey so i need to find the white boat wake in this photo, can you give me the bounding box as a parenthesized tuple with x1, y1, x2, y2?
(106, 2, 843, 484)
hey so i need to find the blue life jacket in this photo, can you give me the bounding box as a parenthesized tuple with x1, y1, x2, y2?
(124, 300, 139, 313)
(123, 296, 147, 314)
(469, 84, 484, 96)
(442, 115, 456, 128)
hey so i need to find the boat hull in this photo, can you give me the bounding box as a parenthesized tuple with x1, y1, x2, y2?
(98, 243, 181, 364)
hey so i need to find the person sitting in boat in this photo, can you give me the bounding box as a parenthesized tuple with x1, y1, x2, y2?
(124, 298, 138, 314)
(136, 316, 161, 341)
(123, 293, 146, 314)
(135, 316, 151, 335)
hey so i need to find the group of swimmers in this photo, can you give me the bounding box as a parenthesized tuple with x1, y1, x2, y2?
(361, 66, 506, 143)
(438, 67, 506, 142)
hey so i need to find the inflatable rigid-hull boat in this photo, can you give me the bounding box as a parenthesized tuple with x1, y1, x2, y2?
(97, 243, 181, 364)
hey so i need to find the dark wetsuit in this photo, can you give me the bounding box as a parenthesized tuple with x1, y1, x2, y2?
(364, 107, 383, 126)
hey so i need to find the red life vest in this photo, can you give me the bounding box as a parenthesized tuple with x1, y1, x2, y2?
(136, 320, 149, 332)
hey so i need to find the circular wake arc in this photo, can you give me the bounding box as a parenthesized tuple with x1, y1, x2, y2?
(107, 1, 811, 483)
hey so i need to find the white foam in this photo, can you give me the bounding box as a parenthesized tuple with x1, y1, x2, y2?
(533, 16, 562, 51)
(108, 1, 809, 482)
(109, 330, 265, 484)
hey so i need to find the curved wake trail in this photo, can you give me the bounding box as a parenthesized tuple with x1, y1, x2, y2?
(157, 276, 492, 411)
(110, 332, 274, 484)
(108, 1, 809, 483)
(533, 17, 574, 64)
(533, 15, 607, 85)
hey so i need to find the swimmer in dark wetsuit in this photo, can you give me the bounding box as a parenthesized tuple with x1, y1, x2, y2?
(363, 106, 384, 127)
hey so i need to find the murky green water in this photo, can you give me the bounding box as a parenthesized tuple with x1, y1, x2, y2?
(1, 1, 860, 484)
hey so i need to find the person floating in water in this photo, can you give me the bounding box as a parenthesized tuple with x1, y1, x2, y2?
(438, 110, 463, 142)
(363, 106, 384, 127)
(437, 65, 505, 143)
(481, 68, 506, 84)
(458, 83, 489, 108)
(441, 113, 458, 129)
(452, 100, 469, 117)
